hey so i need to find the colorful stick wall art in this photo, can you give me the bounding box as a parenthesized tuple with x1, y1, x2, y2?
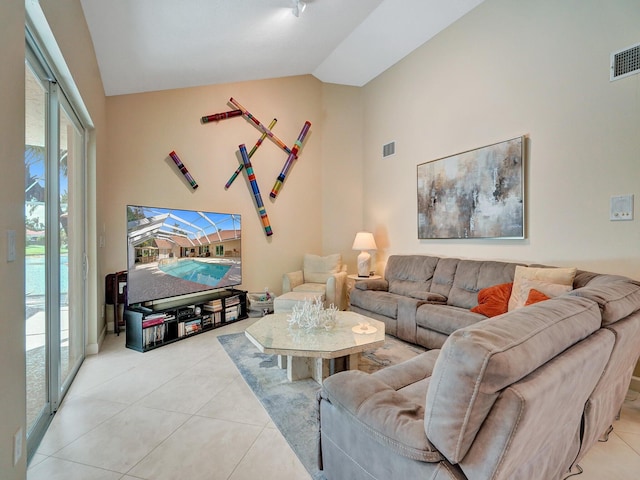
(200, 97, 311, 236)
(239, 144, 273, 236)
(229, 97, 293, 156)
(225, 118, 277, 189)
(168, 150, 198, 189)
(270, 120, 311, 199)
(200, 109, 242, 123)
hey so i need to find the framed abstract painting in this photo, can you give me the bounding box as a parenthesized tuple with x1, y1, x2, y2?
(417, 136, 525, 239)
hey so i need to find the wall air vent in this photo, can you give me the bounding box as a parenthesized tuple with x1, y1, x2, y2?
(611, 42, 640, 81)
(382, 141, 396, 158)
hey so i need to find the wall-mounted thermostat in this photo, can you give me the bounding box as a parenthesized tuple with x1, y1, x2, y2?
(610, 194, 634, 221)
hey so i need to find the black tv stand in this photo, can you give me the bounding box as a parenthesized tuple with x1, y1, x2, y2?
(124, 288, 248, 352)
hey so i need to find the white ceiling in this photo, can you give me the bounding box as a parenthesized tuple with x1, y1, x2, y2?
(80, 0, 484, 96)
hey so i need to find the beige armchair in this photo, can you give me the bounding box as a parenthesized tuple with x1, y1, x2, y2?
(282, 253, 348, 310)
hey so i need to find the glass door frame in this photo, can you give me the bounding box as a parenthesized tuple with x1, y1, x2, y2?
(25, 30, 87, 460)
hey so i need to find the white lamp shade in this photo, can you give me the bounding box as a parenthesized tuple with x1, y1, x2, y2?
(352, 232, 377, 251)
(352, 232, 377, 277)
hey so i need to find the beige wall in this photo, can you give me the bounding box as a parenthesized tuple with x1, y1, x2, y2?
(320, 83, 366, 266)
(362, 0, 640, 279)
(102, 76, 336, 296)
(0, 1, 27, 477)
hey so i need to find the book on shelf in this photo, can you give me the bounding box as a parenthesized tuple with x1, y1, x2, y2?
(203, 298, 223, 312)
(183, 318, 202, 335)
(142, 315, 166, 328)
(226, 295, 240, 306)
(225, 305, 240, 322)
(142, 312, 176, 328)
(144, 323, 166, 348)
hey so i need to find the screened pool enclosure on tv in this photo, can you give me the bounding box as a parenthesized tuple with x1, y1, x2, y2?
(126, 205, 242, 306)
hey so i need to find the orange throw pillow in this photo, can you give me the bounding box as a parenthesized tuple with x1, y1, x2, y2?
(471, 283, 513, 317)
(525, 288, 550, 306)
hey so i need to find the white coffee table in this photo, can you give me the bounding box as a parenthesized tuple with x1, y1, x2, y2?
(244, 311, 385, 383)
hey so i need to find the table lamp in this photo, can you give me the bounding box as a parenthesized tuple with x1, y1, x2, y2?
(352, 232, 377, 277)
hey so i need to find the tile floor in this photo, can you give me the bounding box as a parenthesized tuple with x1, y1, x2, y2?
(27, 317, 640, 480)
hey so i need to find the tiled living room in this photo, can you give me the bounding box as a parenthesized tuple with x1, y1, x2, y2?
(2, 1, 640, 479)
(22, 317, 640, 479)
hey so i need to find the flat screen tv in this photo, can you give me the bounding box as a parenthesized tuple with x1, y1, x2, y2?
(126, 205, 242, 307)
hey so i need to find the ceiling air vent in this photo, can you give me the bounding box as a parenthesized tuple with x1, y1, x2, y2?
(611, 42, 640, 81)
(382, 141, 396, 158)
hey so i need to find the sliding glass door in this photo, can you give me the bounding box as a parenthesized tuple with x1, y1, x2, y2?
(25, 38, 87, 458)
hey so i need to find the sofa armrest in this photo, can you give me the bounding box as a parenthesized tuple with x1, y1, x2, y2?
(355, 278, 389, 291)
(326, 271, 347, 310)
(396, 296, 426, 344)
(282, 270, 304, 293)
(372, 350, 440, 390)
(321, 370, 443, 462)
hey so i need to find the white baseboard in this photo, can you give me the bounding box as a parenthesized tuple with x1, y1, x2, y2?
(86, 324, 108, 355)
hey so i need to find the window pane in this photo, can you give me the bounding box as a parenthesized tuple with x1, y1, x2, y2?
(25, 62, 48, 435)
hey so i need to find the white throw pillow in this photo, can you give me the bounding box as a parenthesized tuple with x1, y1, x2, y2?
(512, 278, 572, 310)
(508, 265, 576, 311)
(303, 253, 342, 283)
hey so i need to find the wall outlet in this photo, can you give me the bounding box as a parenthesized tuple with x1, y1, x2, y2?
(13, 427, 22, 466)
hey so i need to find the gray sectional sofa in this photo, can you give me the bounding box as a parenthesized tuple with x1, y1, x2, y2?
(319, 254, 640, 479)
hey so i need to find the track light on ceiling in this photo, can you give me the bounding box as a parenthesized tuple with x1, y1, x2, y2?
(292, 0, 306, 17)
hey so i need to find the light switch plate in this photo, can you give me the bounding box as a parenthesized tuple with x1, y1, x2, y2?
(610, 194, 634, 221)
(7, 230, 16, 262)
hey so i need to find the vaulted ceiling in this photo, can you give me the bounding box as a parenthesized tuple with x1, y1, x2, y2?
(80, 0, 484, 96)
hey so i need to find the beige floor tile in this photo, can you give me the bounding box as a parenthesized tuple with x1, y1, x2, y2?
(53, 404, 189, 473)
(28, 456, 122, 480)
(36, 395, 128, 455)
(616, 395, 640, 435)
(196, 376, 271, 426)
(27, 453, 47, 469)
(577, 432, 640, 479)
(136, 369, 236, 414)
(77, 361, 183, 405)
(229, 427, 311, 480)
(616, 430, 640, 455)
(127, 416, 262, 480)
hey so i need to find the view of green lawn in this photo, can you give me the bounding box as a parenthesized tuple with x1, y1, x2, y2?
(26, 245, 45, 255)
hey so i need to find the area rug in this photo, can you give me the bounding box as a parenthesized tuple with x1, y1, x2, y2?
(217, 332, 426, 479)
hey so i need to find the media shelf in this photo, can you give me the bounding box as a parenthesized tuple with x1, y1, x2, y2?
(124, 289, 248, 352)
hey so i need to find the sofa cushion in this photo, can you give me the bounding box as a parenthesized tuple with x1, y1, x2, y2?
(569, 280, 640, 326)
(447, 260, 519, 309)
(303, 253, 341, 283)
(292, 283, 327, 294)
(386, 255, 440, 297)
(321, 370, 444, 463)
(355, 279, 388, 291)
(350, 289, 398, 319)
(508, 265, 576, 311)
(416, 304, 486, 336)
(470, 282, 513, 317)
(424, 295, 602, 464)
(409, 291, 447, 303)
(429, 257, 460, 299)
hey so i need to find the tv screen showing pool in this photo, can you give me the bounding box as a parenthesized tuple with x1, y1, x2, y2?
(126, 205, 242, 306)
